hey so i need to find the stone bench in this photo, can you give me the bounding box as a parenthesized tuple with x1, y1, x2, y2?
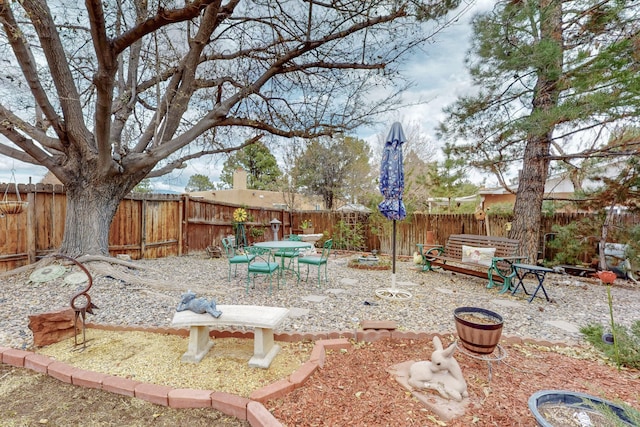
(171, 305, 289, 368)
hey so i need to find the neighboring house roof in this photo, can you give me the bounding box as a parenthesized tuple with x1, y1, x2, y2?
(41, 171, 62, 185)
(187, 188, 322, 210)
(479, 175, 593, 198)
(480, 160, 625, 198)
(187, 169, 323, 210)
(425, 195, 479, 205)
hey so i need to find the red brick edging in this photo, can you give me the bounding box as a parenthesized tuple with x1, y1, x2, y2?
(1, 325, 562, 427)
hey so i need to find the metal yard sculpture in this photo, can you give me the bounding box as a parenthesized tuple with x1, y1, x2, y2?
(52, 254, 98, 350)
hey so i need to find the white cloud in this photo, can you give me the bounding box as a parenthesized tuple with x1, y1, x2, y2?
(360, 0, 496, 186)
(360, 0, 494, 147)
(0, 148, 47, 185)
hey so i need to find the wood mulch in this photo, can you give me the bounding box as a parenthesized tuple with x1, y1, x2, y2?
(267, 337, 640, 426)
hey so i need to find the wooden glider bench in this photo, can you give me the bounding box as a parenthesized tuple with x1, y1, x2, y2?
(416, 234, 524, 293)
(171, 305, 289, 369)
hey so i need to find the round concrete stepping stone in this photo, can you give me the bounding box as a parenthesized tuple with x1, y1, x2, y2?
(64, 272, 89, 286)
(29, 265, 66, 283)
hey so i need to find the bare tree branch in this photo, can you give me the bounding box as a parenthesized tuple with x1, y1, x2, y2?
(21, 0, 92, 147)
(0, 2, 66, 140)
(111, 0, 228, 55)
(145, 134, 263, 178)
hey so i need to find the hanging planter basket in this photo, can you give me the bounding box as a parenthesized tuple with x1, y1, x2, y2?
(1, 171, 28, 215)
(0, 200, 28, 215)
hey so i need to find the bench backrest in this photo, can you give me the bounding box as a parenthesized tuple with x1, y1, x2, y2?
(444, 234, 520, 260)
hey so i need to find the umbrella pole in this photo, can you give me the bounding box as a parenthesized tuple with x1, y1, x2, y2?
(392, 220, 396, 290)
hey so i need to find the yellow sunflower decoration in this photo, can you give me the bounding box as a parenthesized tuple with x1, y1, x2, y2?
(233, 207, 248, 223)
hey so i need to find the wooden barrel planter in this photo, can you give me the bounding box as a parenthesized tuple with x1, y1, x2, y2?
(454, 307, 503, 354)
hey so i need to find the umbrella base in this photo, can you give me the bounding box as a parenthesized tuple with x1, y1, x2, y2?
(375, 288, 412, 301)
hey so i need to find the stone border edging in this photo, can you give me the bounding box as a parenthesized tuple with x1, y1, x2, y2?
(0, 324, 568, 427)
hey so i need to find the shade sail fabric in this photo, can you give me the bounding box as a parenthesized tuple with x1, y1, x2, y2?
(378, 122, 407, 221)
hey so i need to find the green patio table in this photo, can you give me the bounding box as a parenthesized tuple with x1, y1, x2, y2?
(253, 240, 313, 279)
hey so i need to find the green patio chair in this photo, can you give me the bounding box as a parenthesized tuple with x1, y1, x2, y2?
(298, 239, 332, 287)
(246, 246, 280, 294)
(221, 237, 254, 282)
(275, 246, 301, 284)
(275, 234, 303, 275)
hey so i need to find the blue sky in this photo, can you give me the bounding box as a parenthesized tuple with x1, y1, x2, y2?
(0, 0, 493, 192)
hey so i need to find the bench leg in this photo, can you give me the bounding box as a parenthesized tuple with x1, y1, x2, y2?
(181, 325, 214, 363)
(249, 327, 281, 369)
(488, 264, 516, 293)
(498, 277, 512, 293)
(416, 244, 440, 271)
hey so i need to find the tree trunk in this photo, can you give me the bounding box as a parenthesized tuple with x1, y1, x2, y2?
(510, 135, 551, 263)
(59, 183, 126, 257)
(509, 0, 563, 263)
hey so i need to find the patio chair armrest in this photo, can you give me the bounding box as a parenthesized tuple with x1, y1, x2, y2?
(490, 256, 526, 278)
(416, 243, 444, 260)
(492, 256, 527, 264)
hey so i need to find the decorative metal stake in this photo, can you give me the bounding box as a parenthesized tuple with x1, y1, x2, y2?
(52, 254, 97, 350)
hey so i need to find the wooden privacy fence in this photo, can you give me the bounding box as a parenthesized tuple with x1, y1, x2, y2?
(0, 184, 185, 271)
(2, 184, 639, 272)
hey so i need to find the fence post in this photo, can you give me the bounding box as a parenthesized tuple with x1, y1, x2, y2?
(182, 195, 190, 255)
(140, 198, 147, 258)
(178, 197, 184, 256)
(26, 185, 36, 263)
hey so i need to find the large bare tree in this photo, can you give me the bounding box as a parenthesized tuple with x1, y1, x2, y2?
(0, 0, 460, 257)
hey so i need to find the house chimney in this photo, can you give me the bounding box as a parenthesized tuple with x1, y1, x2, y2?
(233, 169, 248, 190)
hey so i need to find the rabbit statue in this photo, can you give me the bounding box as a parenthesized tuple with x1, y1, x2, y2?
(408, 336, 468, 401)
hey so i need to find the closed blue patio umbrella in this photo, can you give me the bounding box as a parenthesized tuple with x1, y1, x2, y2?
(376, 122, 411, 300)
(378, 122, 407, 221)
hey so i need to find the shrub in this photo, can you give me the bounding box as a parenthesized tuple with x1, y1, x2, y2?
(580, 321, 640, 370)
(332, 220, 366, 251)
(623, 224, 640, 271)
(546, 219, 600, 266)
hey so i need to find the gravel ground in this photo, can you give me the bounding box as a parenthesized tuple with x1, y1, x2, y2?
(1, 252, 639, 350)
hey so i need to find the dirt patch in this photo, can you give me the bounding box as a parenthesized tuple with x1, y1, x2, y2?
(3, 331, 639, 426)
(0, 364, 248, 426)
